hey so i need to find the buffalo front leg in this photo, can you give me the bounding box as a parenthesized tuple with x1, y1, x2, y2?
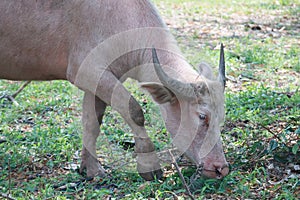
(80, 91, 107, 177)
(92, 72, 162, 181)
(129, 97, 163, 181)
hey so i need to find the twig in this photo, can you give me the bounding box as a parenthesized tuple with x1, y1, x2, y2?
(248, 121, 282, 142)
(0, 136, 7, 144)
(168, 150, 195, 200)
(4, 95, 19, 106)
(0, 94, 19, 106)
(239, 74, 258, 81)
(226, 75, 237, 83)
(11, 81, 31, 98)
(0, 81, 31, 106)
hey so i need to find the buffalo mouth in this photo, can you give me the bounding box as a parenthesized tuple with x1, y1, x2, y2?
(201, 165, 230, 179)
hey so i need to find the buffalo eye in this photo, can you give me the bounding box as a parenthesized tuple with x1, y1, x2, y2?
(199, 114, 206, 120)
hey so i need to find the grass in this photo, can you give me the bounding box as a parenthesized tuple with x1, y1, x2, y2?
(1, 0, 299, 199)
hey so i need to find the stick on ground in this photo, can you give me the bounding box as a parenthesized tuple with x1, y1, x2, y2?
(0, 81, 31, 106)
(168, 150, 195, 200)
(11, 81, 31, 99)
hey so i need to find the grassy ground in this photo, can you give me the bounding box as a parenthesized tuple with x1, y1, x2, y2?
(1, 0, 299, 199)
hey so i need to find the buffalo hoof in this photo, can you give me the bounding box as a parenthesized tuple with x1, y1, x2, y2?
(136, 152, 163, 181)
(80, 148, 106, 177)
(80, 160, 106, 178)
(138, 166, 163, 181)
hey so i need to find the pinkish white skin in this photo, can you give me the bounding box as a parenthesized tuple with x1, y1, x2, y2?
(0, 0, 229, 180)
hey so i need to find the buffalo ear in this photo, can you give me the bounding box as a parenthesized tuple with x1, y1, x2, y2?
(140, 82, 176, 104)
(198, 62, 214, 80)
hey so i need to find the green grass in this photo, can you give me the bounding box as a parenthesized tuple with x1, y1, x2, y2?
(1, 0, 300, 199)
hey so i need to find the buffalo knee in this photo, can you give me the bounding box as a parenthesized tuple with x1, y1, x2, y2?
(129, 96, 145, 127)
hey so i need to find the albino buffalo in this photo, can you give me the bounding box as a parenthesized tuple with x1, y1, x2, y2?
(0, 0, 229, 180)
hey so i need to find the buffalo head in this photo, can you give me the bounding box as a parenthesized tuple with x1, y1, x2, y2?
(142, 44, 229, 179)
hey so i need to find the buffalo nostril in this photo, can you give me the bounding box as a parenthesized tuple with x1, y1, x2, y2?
(215, 168, 223, 179)
(214, 164, 229, 179)
(216, 168, 222, 174)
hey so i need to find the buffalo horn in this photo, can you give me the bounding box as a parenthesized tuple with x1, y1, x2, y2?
(218, 43, 226, 88)
(152, 48, 195, 99)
